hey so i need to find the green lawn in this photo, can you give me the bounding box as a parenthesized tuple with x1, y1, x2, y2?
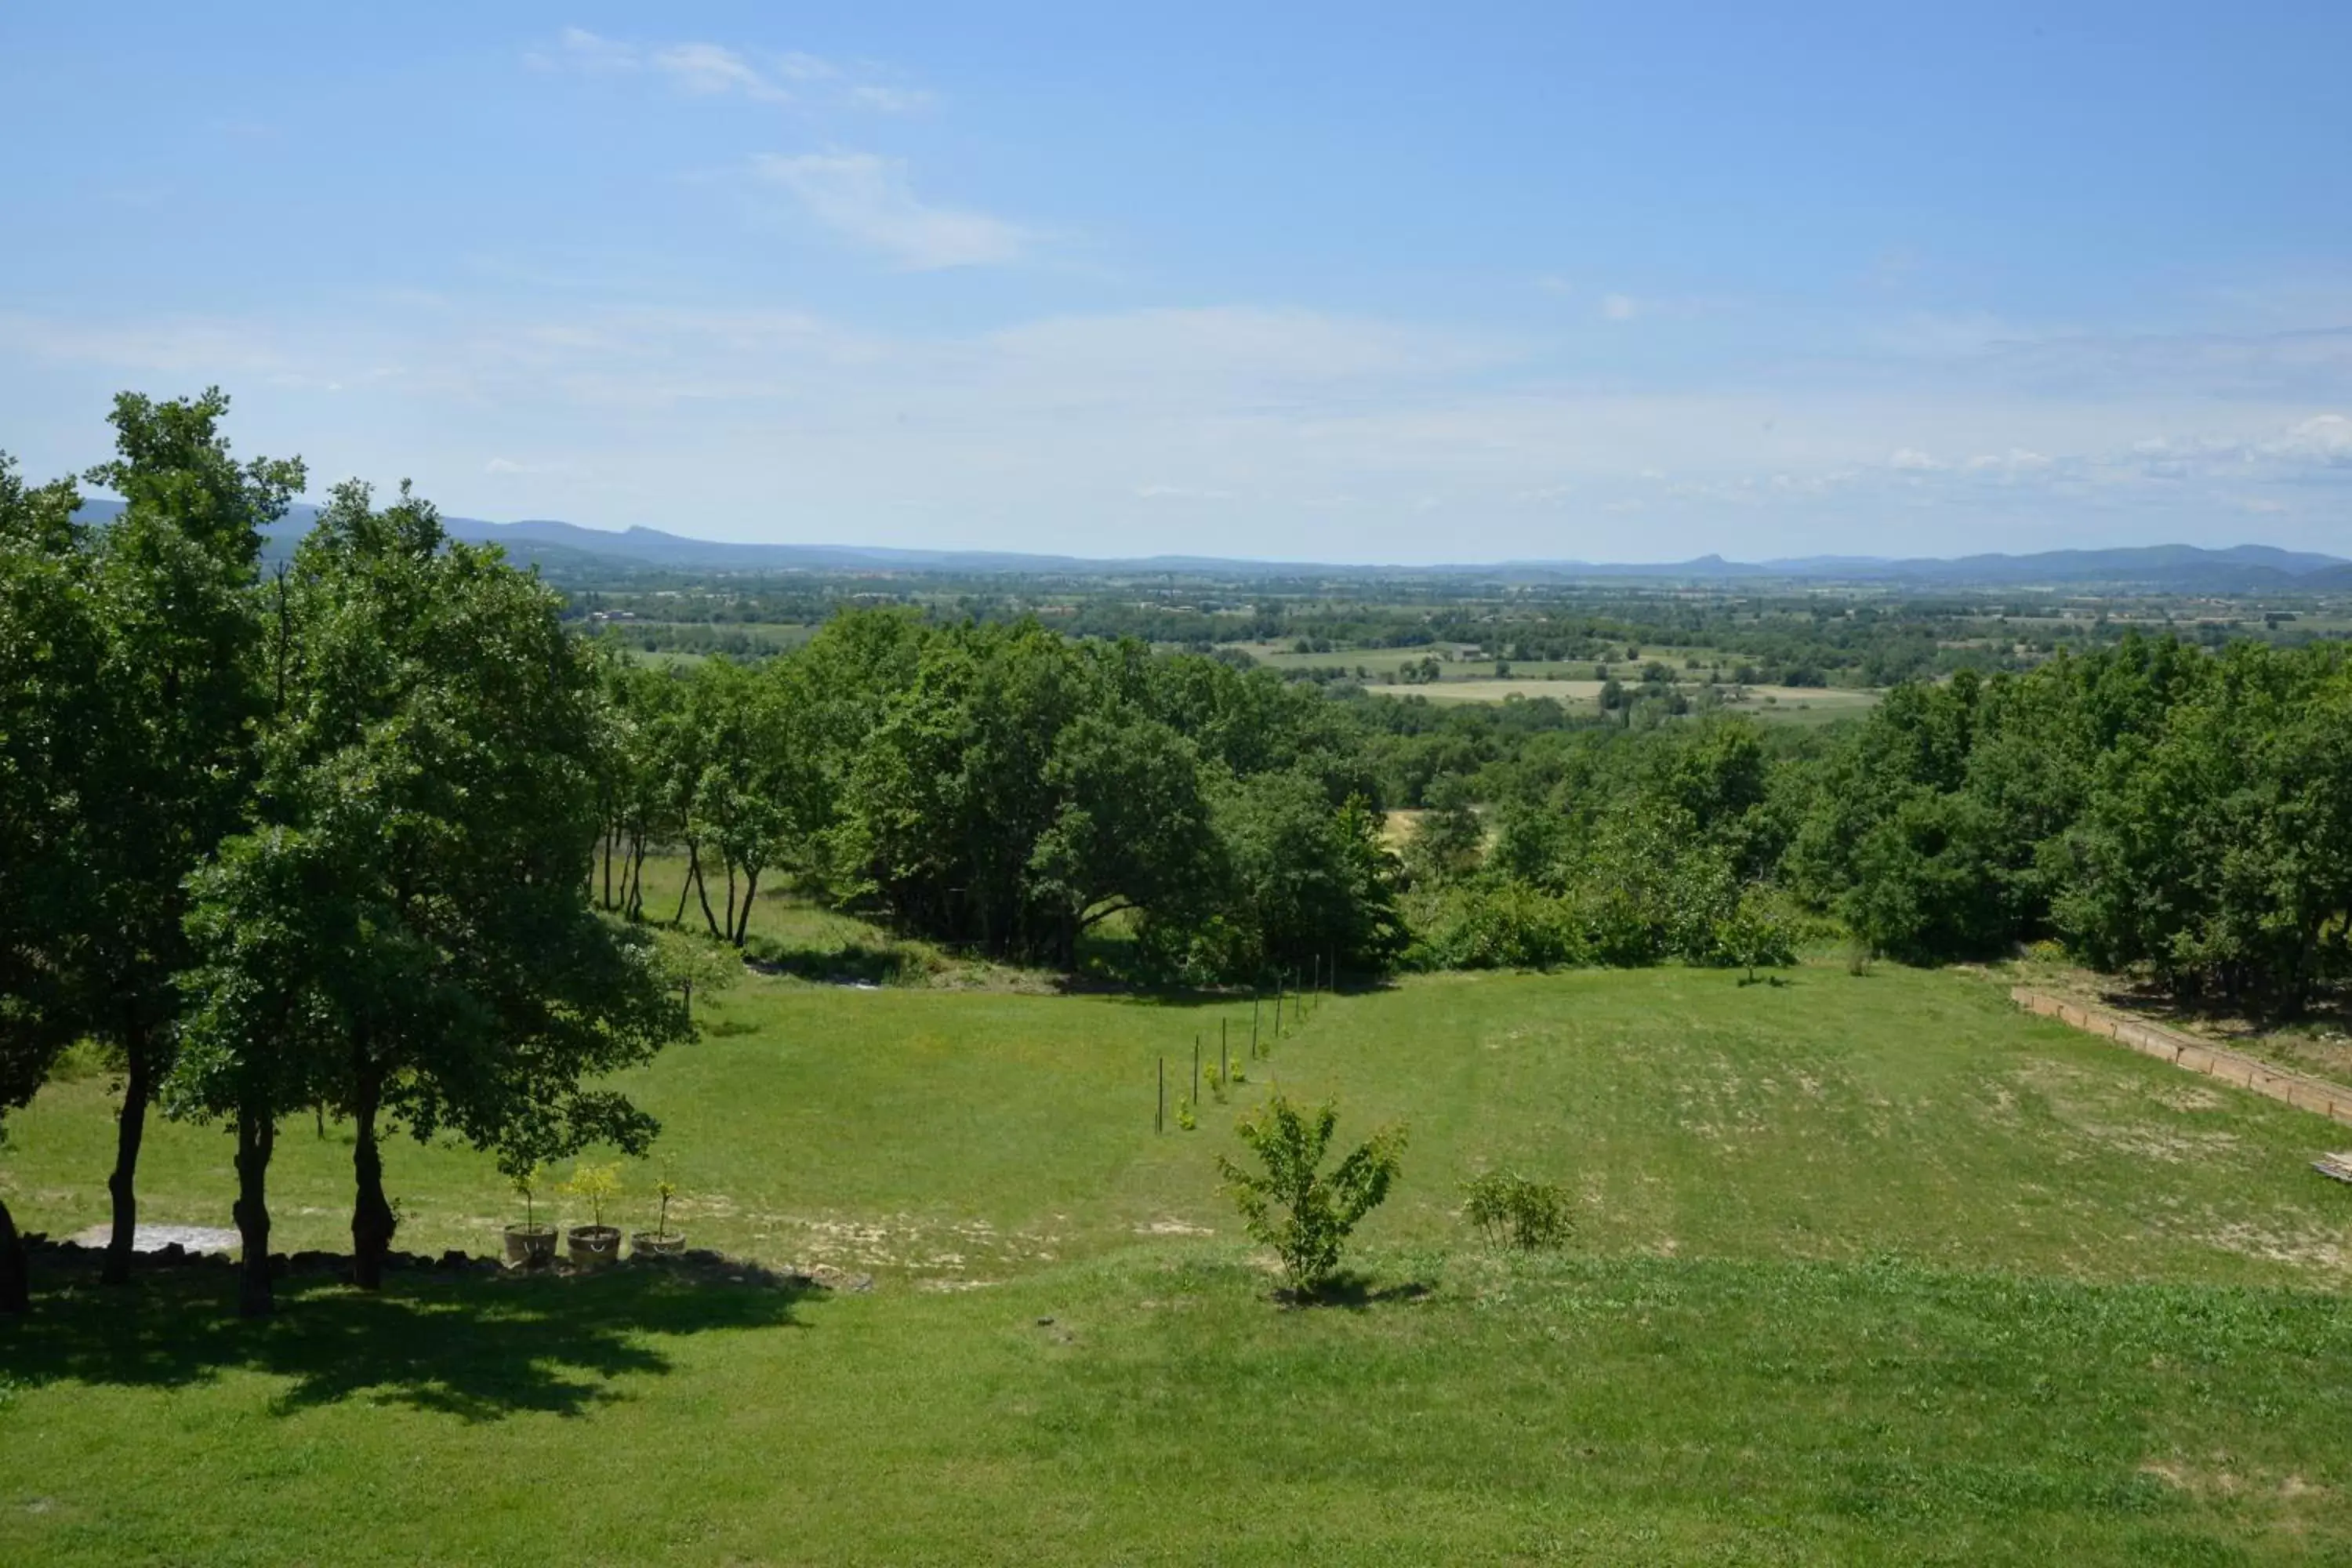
(5, 964, 2350, 1563)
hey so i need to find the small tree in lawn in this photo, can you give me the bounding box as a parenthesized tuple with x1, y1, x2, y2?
(657, 927, 739, 1029)
(1716, 884, 1799, 984)
(1218, 1093, 1405, 1298)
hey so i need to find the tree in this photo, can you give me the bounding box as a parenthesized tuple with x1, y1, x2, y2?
(172, 480, 691, 1299)
(1025, 710, 1215, 967)
(78, 390, 303, 1286)
(0, 455, 103, 1312)
(2056, 644, 2352, 1012)
(1187, 771, 1408, 982)
(1715, 884, 1801, 982)
(1402, 771, 1484, 887)
(1218, 1094, 1405, 1296)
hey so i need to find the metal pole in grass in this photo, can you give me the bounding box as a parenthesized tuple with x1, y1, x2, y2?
(1251, 993, 1261, 1057)
(1157, 1056, 1165, 1134)
(1193, 1036, 1200, 1107)
(1221, 1018, 1228, 1077)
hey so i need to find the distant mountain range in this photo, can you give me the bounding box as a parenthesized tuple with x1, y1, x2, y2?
(71, 500, 2352, 591)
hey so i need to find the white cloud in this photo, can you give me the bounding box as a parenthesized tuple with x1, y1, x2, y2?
(11, 287, 2350, 561)
(1600, 293, 1639, 321)
(1134, 485, 1236, 502)
(528, 31, 929, 113)
(1964, 448, 2053, 472)
(754, 152, 1030, 270)
(650, 42, 790, 103)
(2271, 412, 2352, 464)
(531, 27, 637, 74)
(485, 456, 577, 476)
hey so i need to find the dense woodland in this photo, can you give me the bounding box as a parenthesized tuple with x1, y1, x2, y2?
(3, 390, 2350, 1321)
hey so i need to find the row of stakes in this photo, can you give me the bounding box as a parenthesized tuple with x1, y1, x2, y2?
(1157, 952, 1338, 1133)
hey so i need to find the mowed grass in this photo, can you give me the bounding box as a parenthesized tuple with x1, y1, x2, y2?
(6, 964, 2352, 1563)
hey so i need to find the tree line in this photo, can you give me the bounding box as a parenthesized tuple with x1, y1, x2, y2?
(1, 393, 686, 1316)
(1404, 636, 2352, 1013)
(595, 612, 1408, 979)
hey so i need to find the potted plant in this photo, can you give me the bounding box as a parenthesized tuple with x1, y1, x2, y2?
(501, 1160, 558, 1269)
(632, 1160, 686, 1258)
(561, 1162, 623, 1268)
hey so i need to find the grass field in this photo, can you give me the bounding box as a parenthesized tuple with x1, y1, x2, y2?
(5, 963, 2351, 1563)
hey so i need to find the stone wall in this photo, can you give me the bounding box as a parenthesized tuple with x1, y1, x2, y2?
(2011, 986, 2352, 1129)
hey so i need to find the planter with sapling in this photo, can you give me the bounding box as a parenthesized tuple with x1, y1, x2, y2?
(632, 1160, 686, 1258)
(561, 1162, 623, 1268)
(501, 1160, 558, 1269)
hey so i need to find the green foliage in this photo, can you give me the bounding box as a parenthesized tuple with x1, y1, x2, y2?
(560, 1162, 623, 1231)
(2054, 643, 2352, 1011)
(0, 454, 98, 1142)
(1175, 1097, 1197, 1132)
(1217, 1094, 1406, 1294)
(1461, 1169, 1574, 1250)
(1407, 883, 1584, 971)
(1401, 772, 1485, 887)
(657, 928, 741, 1025)
(1713, 885, 1802, 981)
(169, 475, 690, 1304)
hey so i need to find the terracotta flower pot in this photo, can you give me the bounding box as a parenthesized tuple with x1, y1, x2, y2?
(503, 1224, 559, 1270)
(567, 1225, 622, 1269)
(631, 1232, 686, 1259)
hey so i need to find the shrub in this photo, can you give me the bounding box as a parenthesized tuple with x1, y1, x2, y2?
(1461, 1170, 1573, 1250)
(1218, 1094, 1406, 1295)
(1408, 884, 1583, 971)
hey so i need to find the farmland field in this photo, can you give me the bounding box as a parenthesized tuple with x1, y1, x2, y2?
(6, 963, 2351, 1563)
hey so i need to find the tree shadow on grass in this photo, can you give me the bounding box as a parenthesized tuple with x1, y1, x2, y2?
(1276, 1271, 1436, 1312)
(0, 1265, 812, 1422)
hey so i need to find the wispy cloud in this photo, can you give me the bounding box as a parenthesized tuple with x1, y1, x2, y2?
(528, 29, 931, 112)
(754, 152, 1031, 270)
(651, 42, 790, 103)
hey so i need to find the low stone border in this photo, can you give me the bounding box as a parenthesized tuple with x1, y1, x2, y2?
(14, 1235, 860, 1290)
(2012, 987, 2352, 1128)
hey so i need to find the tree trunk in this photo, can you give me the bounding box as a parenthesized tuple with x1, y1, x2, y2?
(233, 1109, 275, 1319)
(602, 824, 615, 909)
(724, 858, 739, 946)
(673, 842, 701, 927)
(0, 1196, 27, 1315)
(102, 1026, 154, 1287)
(349, 1059, 396, 1290)
(732, 868, 760, 947)
(694, 849, 724, 939)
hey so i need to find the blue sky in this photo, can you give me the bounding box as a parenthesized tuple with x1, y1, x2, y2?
(3, 3, 2348, 562)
